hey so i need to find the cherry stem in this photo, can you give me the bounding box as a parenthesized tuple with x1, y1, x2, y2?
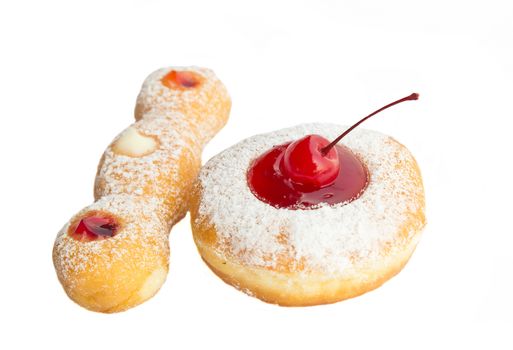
(320, 92, 419, 155)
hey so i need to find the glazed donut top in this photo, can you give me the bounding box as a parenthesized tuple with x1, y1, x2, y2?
(195, 123, 425, 275)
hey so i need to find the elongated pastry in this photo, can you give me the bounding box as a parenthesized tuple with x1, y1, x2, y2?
(53, 66, 231, 312)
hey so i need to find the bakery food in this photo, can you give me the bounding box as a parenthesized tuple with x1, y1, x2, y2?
(53, 66, 231, 312)
(94, 116, 202, 226)
(54, 195, 170, 312)
(191, 124, 425, 306)
(190, 95, 425, 306)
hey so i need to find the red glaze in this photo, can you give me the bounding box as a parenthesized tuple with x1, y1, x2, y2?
(69, 212, 119, 242)
(247, 142, 368, 209)
(247, 93, 419, 209)
(280, 134, 340, 191)
(161, 70, 201, 89)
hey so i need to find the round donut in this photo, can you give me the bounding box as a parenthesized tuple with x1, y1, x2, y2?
(190, 123, 426, 306)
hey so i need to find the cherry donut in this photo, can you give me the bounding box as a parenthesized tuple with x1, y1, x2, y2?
(190, 95, 425, 306)
(53, 66, 231, 312)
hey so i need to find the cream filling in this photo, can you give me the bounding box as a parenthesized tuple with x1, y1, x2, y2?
(113, 126, 158, 157)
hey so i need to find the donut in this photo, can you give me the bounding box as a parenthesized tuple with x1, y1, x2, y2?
(53, 66, 231, 312)
(190, 123, 426, 306)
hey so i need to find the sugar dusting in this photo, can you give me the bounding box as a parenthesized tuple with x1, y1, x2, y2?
(196, 123, 425, 275)
(135, 66, 231, 143)
(54, 66, 231, 290)
(95, 115, 202, 225)
(54, 194, 169, 285)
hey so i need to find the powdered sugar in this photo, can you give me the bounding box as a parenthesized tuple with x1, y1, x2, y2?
(53, 194, 169, 285)
(95, 115, 201, 225)
(54, 65, 231, 288)
(135, 66, 231, 143)
(196, 123, 425, 275)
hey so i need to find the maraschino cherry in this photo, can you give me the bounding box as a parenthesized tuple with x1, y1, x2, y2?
(248, 93, 419, 209)
(69, 212, 119, 242)
(280, 134, 339, 191)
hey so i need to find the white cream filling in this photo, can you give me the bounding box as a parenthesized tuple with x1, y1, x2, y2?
(112, 126, 158, 157)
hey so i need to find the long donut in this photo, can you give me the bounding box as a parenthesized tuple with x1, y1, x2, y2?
(53, 66, 231, 313)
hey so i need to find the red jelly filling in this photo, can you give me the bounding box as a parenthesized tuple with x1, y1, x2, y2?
(69, 211, 119, 242)
(247, 142, 369, 209)
(245, 92, 420, 209)
(161, 70, 201, 89)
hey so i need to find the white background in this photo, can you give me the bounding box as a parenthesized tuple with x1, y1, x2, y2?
(1, 0, 512, 349)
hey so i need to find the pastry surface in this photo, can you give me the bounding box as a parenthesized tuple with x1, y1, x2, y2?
(135, 66, 231, 142)
(94, 116, 203, 226)
(53, 66, 231, 312)
(190, 123, 425, 305)
(53, 195, 169, 313)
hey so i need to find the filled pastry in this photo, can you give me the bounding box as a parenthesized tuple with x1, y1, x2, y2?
(53, 66, 231, 312)
(190, 94, 425, 306)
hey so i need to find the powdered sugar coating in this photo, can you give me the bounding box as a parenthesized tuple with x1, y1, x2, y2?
(135, 66, 231, 142)
(195, 123, 425, 275)
(95, 115, 202, 226)
(53, 194, 169, 286)
(53, 65, 231, 311)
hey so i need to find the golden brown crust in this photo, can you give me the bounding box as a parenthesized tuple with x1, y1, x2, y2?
(191, 204, 424, 306)
(197, 235, 420, 306)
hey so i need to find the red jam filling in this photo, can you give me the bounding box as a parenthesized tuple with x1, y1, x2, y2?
(245, 92, 420, 209)
(68, 211, 119, 242)
(161, 70, 201, 89)
(247, 142, 369, 209)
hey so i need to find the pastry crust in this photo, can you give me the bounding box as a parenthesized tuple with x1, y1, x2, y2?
(53, 66, 230, 312)
(195, 234, 420, 306)
(190, 124, 425, 306)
